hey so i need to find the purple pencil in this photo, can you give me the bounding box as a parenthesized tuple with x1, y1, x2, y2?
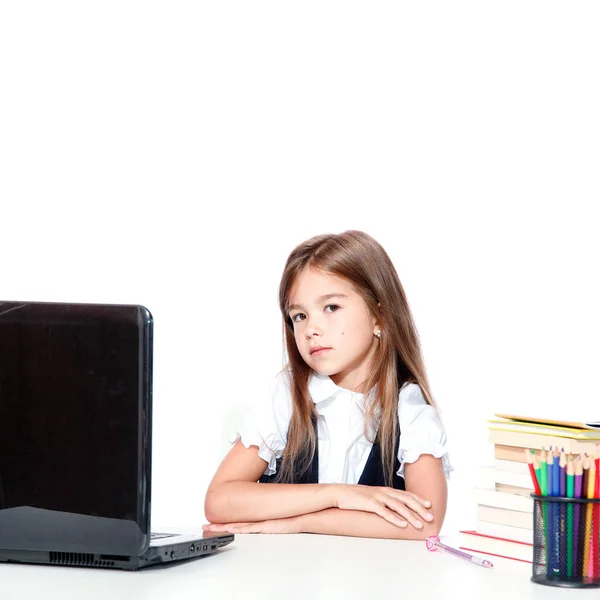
(546, 448, 556, 574)
(575, 456, 583, 498)
(560, 450, 567, 497)
(558, 451, 567, 576)
(574, 456, 583, 578)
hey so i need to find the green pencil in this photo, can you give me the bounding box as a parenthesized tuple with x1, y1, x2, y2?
(540, 448, 548, 572)
(540, 448, 547, 496)
(533, 449, 542, 492)
(566, 455, 574, 578)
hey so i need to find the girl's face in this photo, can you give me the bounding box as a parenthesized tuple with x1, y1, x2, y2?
(288, 268, 380, 392)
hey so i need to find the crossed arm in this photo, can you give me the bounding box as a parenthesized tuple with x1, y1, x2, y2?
(203, 441, 447, 539)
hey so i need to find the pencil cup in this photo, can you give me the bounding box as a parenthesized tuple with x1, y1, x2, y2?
(531, 495, 600, 588)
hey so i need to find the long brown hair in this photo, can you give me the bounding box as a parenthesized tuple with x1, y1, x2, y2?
(275, 230, 437, 486)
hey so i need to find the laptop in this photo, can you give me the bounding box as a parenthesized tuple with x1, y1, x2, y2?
(0, 300, 233, 570)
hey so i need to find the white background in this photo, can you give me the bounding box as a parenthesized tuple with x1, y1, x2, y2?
(1, 2, 598, 536)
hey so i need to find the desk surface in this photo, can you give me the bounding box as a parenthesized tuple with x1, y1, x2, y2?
(2, 534, 599, 599)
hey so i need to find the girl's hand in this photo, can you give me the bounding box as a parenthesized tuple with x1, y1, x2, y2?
(202, 517, 301, 535)
(335, 484, 434, 529)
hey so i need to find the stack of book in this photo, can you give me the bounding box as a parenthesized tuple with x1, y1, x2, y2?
(459, 413, 600, 563)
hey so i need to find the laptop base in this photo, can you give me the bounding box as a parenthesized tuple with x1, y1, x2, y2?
(0, 533, 234, 571)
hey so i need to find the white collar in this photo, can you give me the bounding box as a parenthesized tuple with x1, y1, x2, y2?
(308, 371, 374, 412)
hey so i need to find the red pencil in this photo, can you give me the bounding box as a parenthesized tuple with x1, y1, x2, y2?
(595, 445, 599, 497)
(594, 447, 599, 579)
(525, 448, 542, 495)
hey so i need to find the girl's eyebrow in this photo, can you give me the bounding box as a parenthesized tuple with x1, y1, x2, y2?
(288, 293, 348, 312)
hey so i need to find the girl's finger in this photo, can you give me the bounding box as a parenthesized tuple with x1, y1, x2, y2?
(384, 492, 433, 522)
(394, 489, 432, 508)
(401, 496, 434, 522)
(375, 505, 408, 528)
(209, 522, 252, 529)
(385, 501, 425, 529)
(202, 524, 222, 531)
(228, 524, 259, 534)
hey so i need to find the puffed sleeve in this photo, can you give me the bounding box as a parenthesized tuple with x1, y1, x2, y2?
(228, 370, 292, 476)
(397, 383, 453, 479)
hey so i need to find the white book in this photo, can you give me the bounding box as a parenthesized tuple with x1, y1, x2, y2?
(459, 530, 533, 563)
(493, 413, 600, 431)
(477, 465, 534, 490)
(474, 487, 533, 513)
(494, 458, 530, 475)
(477, 504, 534, 530)
(474, 520, 533, 544)
(495, 483, 533, 497)
(487, 429, 599, 454)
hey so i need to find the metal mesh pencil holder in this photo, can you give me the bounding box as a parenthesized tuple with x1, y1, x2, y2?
(532, 495, 600, 588)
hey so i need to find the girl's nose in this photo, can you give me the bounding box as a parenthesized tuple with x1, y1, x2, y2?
(304, 318, 323, 339)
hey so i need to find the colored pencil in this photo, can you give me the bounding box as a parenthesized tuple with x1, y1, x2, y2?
(538, 448, 549, 573)
(592, 444, 600, 579)
(560, 450, 567, 497)
(540, 448, 548, 496)
(574, 457, 583, 579)
(583, 455, 592, 576)
(575, 455, 584, 497)
(526, 448, 542, 495)
(545, 449, 555, 575)
(547, 449, 555, 496)
(526, 447, 550, 572)
(557, 450, 567, 576)
(553, 447, 560, 498)
(587, 454, 597, 578)
(534, 452, 543, 493)
(567, 456, 574, 578)
(548, 448, 558, 575)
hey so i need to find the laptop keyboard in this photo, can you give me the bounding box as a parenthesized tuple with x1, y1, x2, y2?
(150, 533, 177, 540)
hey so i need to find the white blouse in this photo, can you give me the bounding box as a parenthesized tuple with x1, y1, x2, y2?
(230, 370, 453, 484)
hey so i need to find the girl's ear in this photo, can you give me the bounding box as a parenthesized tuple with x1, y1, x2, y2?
(372, 318, 382, 335)
(373, 302, 382, 331)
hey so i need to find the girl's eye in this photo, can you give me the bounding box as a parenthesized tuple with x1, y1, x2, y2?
(291, 305, 338, 323)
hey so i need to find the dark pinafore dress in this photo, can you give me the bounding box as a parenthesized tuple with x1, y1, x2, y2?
(259, 416, 405, 489)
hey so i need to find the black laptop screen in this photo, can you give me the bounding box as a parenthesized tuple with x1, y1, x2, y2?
(0, 302, 151, 528)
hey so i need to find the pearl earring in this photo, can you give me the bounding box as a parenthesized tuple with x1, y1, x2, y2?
(376, 331, 381, 339)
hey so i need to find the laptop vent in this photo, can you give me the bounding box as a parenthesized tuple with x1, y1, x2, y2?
(49, 552, 115, 568)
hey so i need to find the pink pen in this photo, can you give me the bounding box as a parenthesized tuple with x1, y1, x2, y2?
(426, 536, 494, 568)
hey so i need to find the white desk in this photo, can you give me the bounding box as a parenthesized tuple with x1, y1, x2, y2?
(2, 534, 599, 599)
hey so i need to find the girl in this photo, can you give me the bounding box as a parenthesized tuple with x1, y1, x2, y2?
(203, 230, 451, 539)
